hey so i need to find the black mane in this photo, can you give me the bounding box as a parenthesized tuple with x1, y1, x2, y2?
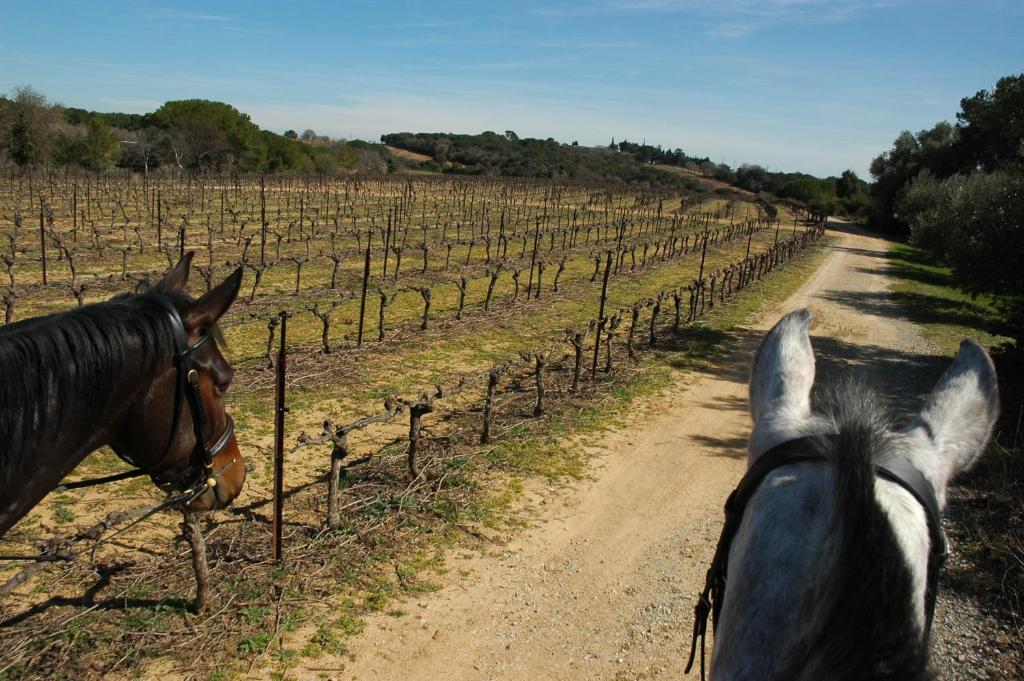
(782, 378, 932, 681)
(0, 284, 193, 485)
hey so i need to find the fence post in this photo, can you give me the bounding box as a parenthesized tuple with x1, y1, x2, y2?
(38, 202, 46, 285)
(157, 190, 162, 249)
(357, 230, 371, 347)
(526, 219, 540, 298)
(260, 175, 267, 266)
(271, 311, 288, 563)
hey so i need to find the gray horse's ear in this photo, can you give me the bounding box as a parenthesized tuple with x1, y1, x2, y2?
(902, 340, 999, 504)
(157, 251, 195, 291)
(749, 308, 815, 425)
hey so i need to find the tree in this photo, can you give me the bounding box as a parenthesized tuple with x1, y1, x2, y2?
(835, 170, 860, 198)
(957, 72, 1024, 172)
(1, 86, 55, 166)
(153, 99, 264, 170)
(119, 127, 166, 175)
(301, 129, 317, 142)
(898, 169, 1024, 338)
(81, 117, 120, 170)
(284, 129, 298, 139)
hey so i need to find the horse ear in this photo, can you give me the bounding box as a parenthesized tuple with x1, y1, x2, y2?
(158, 251, 195, 290)
(903, 340, 999, 503)
(749, 308, 815, 425)
(184, 267, 243, 332)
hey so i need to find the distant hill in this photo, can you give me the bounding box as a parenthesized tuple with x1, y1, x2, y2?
(380, 131, 702, 189)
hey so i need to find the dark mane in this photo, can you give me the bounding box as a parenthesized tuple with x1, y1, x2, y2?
(784, 378, 932, 681)
(0, 284, 195, 485)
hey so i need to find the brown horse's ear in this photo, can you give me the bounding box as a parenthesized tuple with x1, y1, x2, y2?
(184, 267, 243, 332)
(158, 251, 195, 291)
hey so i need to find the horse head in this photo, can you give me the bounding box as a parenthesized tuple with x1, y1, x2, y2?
(109, 253, 246, 512)
(704, 308, 999, 680)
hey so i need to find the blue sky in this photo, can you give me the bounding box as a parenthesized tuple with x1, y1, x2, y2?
(1, 1, 1022, 178)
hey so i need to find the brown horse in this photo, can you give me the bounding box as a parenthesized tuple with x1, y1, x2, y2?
(0, 253, 246, 537)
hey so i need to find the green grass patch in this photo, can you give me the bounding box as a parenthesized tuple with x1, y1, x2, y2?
(887, 240, 1023, 659)
(887, 242, 1013, 353)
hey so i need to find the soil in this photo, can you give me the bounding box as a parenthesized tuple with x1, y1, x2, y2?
(280, 223, 1018, 680)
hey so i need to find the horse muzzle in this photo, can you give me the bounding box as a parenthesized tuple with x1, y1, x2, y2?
(185, 437, 246, 512)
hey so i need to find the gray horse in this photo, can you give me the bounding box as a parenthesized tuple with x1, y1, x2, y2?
(705, 308, 999, 680)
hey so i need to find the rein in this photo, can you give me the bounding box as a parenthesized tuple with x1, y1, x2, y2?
(683, 436, 948, 680)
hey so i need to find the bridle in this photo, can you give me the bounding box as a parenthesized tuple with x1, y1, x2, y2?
(0, 295, 239, 562)
(683, 436, 948, 680)
(107, 294, 237, 502)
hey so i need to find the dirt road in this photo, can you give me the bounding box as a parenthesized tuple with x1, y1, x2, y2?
(297, 222, 938, 680)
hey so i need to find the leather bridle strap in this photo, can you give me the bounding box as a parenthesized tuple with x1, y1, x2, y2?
(876, 456, 948, 631)
(53, 295, 234, 498)
(94, 296, 229, 492)
(684, 437, 823, 681)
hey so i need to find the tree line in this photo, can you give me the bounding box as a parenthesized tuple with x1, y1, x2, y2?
(868, 72, 1023, 338)
(0, 86, 387, 174)
(380, 130, 704, 189)
(609, 138, 869, 220)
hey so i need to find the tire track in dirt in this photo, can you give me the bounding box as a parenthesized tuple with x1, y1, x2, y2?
(290, 221, 937, 680)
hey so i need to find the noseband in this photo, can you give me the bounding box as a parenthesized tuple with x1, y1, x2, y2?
(684, 436, 948, 680)
(112, 295, 236, 500)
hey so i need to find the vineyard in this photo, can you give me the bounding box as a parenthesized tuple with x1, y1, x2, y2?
(0, 170, 825, 679)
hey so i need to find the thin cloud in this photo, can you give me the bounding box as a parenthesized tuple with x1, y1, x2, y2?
(596, 1, 895, 37)
(148, 9, 232, 22)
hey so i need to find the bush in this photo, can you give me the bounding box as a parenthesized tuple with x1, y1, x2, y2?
(900, 169, 1024, 339)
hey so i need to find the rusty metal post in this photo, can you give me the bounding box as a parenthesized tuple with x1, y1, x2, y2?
(357, 230, 371, 346)
(260, 175, 267, 266)
(157, 190, 162, 249)
(39, 202, 47, 285)
(271, 311, 288, 562)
